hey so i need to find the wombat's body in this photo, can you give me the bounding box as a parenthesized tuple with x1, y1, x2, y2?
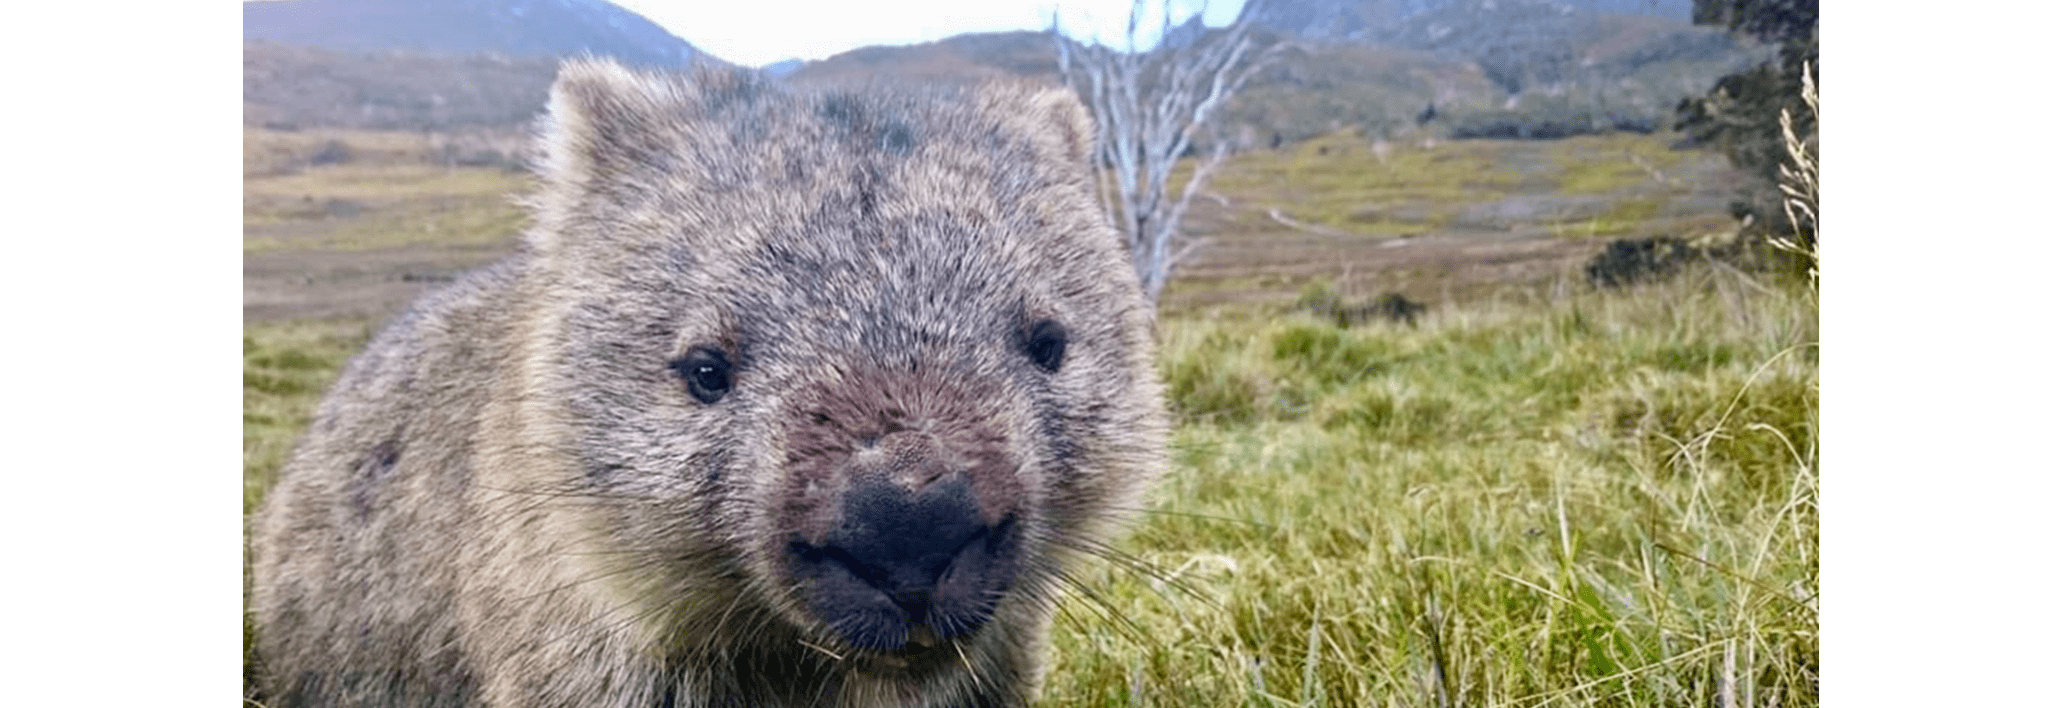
(250, 60, 1167, 708)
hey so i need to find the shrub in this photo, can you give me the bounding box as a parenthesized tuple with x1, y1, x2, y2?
(307, 139, 352, 166)
(1585, 236, 1699, 288)
(1294, 279, 1428, 328)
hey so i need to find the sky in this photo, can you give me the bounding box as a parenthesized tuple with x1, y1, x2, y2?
(600, 0, 1249, 67)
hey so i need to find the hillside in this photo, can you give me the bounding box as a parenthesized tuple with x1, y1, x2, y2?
(781, 11, 1762, 144)
(786, 30, 1062, 86)
(244, 0, 724, 68)
(241, 1, 1765, 141)
(245, 41, 560, 130)
(1261, 0, 1691, 39)
(241, 0, 742, 131)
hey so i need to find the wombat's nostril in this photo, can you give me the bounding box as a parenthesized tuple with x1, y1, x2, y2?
(832, 474, 980, 606)
(790, 474, 1021, 650)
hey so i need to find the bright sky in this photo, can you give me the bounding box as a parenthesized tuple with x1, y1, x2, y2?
(640, 1, 1249, 66)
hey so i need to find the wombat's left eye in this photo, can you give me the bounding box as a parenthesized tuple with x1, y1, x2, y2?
(669, 346, 734, 404)
(1024, 319, 1067, 373)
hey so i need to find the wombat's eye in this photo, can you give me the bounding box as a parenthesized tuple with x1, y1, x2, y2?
(669, 346, 734, 404)
(1024, 319, 1067, 373)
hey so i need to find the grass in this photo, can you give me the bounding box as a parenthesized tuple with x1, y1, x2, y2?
(1038, 268, 1815, 707)
(244, 193, 530, 252)
(240, 267, 1816, 706)
(1209, 133, 1520, 234)
(1178, 130, 1748, 295)
(1552, 134, 1686, 196)
(243, 129, 533, 251)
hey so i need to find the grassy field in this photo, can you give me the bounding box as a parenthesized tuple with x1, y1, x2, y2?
(1045, 272, 1815, 707)
(242, 125, 1815, 705)
(1155, 127, 1754, 312)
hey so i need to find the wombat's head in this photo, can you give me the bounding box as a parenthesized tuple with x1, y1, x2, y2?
(519, 59, 1166, 683)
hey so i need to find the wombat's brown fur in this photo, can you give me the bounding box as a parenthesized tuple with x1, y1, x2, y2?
(250, 59, 1167, 707)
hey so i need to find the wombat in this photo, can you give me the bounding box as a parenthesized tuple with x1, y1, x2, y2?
(250, 58, 1168, 708)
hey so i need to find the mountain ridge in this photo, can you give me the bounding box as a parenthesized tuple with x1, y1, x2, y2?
(244, 0, 726, 68)
(241, 0, 1766, 142)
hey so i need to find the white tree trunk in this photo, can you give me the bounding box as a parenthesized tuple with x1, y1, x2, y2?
(1055, 0, 1283, 304)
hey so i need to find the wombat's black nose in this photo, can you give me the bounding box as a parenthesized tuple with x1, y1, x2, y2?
(790, 473, 1020, 651)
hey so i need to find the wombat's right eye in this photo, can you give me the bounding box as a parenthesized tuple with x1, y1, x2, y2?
(669, 346, 734, 404)
(1024, 319, 1067, 373)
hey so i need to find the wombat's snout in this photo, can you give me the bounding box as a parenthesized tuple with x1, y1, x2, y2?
(790, 465, 1023, 652)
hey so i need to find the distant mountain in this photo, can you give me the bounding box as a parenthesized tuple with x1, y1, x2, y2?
(780, 3, 1759, 143)
(243, 0, 725, 68)
(1261, 0, 1737, 94)
(1260, 0, 1689, 40)
(759, 59, 806, 78)
(786, 31, 1062, 86)
(242, 0, 1760, 141)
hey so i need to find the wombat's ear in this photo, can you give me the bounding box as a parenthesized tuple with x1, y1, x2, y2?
(527, 57, 681, 251)
(981, 82, 1099, 174)
(535, 57, 677, 191)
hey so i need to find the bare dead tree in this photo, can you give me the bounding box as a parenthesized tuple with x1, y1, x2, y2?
(1054, 0, 1282, 303)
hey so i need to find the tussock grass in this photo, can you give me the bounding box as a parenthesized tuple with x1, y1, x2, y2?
(1044, 266, 1816, 707)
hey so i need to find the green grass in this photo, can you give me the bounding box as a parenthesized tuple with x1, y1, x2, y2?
(1042, 267, 1816, 707)
(244, 194, 530, 252)
(240, 266, 1816, 706)
(243, 165, 531, 252)
(1552, 134, 1684, 196)
(243, 130, 534, 251)
(1182, 130, 1726, 258)
(1210, 134, 1521, 233)
(243, 318, 373, 515)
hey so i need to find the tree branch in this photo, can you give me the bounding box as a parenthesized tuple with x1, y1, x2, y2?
(1053, 0, 1279, 304)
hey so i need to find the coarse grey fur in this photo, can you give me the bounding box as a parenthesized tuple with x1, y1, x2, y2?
(250, 58, 1168, 708)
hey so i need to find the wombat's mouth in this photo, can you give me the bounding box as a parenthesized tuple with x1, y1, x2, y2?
(788, 475, 1024, 652)
(837, 634, 951, 677)
(856, 627, 945, 665)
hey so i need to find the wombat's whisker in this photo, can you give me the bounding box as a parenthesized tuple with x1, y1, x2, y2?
(508, 561, 657, 604)
(1048, 536, 1216, 604)
(1109, 505, 1274, 530)
(955, 640, 987, 695)
(473, 483, 666, 502)
(796, 638, 844, 662)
